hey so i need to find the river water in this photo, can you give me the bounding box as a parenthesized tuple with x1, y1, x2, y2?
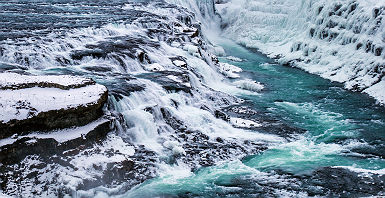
(121, 38, 385, 197)
(1, 0, 385, 197)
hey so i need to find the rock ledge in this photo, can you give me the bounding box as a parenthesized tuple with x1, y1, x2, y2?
(0, 72, 108, 138)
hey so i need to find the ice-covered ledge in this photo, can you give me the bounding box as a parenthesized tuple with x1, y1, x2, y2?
(0, 72, 108, 138)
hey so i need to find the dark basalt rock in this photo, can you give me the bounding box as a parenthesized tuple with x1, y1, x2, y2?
(154, 106, 267, 168)
(137, 71, 192, 94)
(108, 78, 146, 101)
(0, 88, 108, 139)
(71, 35, 160, 61)
(0, 120, 161, 196)
(223, 104, 306, 139)
(170, 56, 188, 69)
(0, 118, 112, 165)
(82, 66, 113, 73)
(302, 167, 385, 197)
(214, 110, 230, 122)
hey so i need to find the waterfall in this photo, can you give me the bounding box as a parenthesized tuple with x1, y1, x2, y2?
(217, 0, 385, 105)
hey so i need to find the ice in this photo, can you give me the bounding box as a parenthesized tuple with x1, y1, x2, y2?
(144, 63, 165, 72)
(226, 56, 243, 62)
(364, 78, 385, 105)
(233, 79, 264, 92)
(172, 60, 187, 68)
(216, 0, 385, 105)
(218, 62, 242, 78)
(183, 44, 199, 55)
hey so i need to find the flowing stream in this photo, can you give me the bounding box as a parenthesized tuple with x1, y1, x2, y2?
(1, 0, 385, 197)
(120, 38, 385, 198)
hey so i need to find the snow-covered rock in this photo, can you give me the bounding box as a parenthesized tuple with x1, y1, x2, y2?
(0, 117, 112, 163)
(0, 72, 94, 90)
(145, 63, 165, 72)
(218, 62, 243, 78)
(208, 45, 226, 56)
(172, 60, 187, 68)
(230, 117, 262, 128)
(0, 72, 108, 138)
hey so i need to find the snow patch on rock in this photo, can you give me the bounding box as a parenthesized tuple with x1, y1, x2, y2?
(230, 117, 262, 128)
(0, 83, 106, 123)
(0, 72, 94, 90)
(218, 62, 243, 78)
(145, 63, 165, 72)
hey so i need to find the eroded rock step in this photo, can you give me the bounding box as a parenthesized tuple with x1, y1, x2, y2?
(0, 72, 108, 138)
(0, 117, 112, 165)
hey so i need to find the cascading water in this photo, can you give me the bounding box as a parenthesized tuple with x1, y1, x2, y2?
(1, 0, 385, 197)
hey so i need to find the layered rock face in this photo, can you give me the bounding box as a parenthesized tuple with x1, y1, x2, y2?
(0, 72, 108, 138)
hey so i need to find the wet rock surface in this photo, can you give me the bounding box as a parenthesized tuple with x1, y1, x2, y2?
(137, 71, 192, 94)
(223, 104, 307, 139)
(151, 106, 269, 168)
(302, 167, 385, 197)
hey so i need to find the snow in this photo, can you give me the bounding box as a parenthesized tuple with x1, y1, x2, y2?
(145, 63, 165, 72)
(217, 0, 385, 105)
(208, 45, 226, 56)
(363, 78, 385, 105)
(172, 60, 187, 68)
(166, 75, 183, 83)
(218, 62, 243, 78)
(32, 118, 109, 143)
(0, 72, 94, 89)
(171, 41, 181, 48)
(230, 117, 262, 128)
(0, 192, 12, 198)
(0, 81, 106, 123)
(0, 118, 110, 147)
(58, 134, 135, 188)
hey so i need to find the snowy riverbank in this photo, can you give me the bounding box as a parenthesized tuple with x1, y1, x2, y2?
(216, 0, 385, 105)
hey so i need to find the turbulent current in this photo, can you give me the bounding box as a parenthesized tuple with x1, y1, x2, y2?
(0, 0, 385, 197)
